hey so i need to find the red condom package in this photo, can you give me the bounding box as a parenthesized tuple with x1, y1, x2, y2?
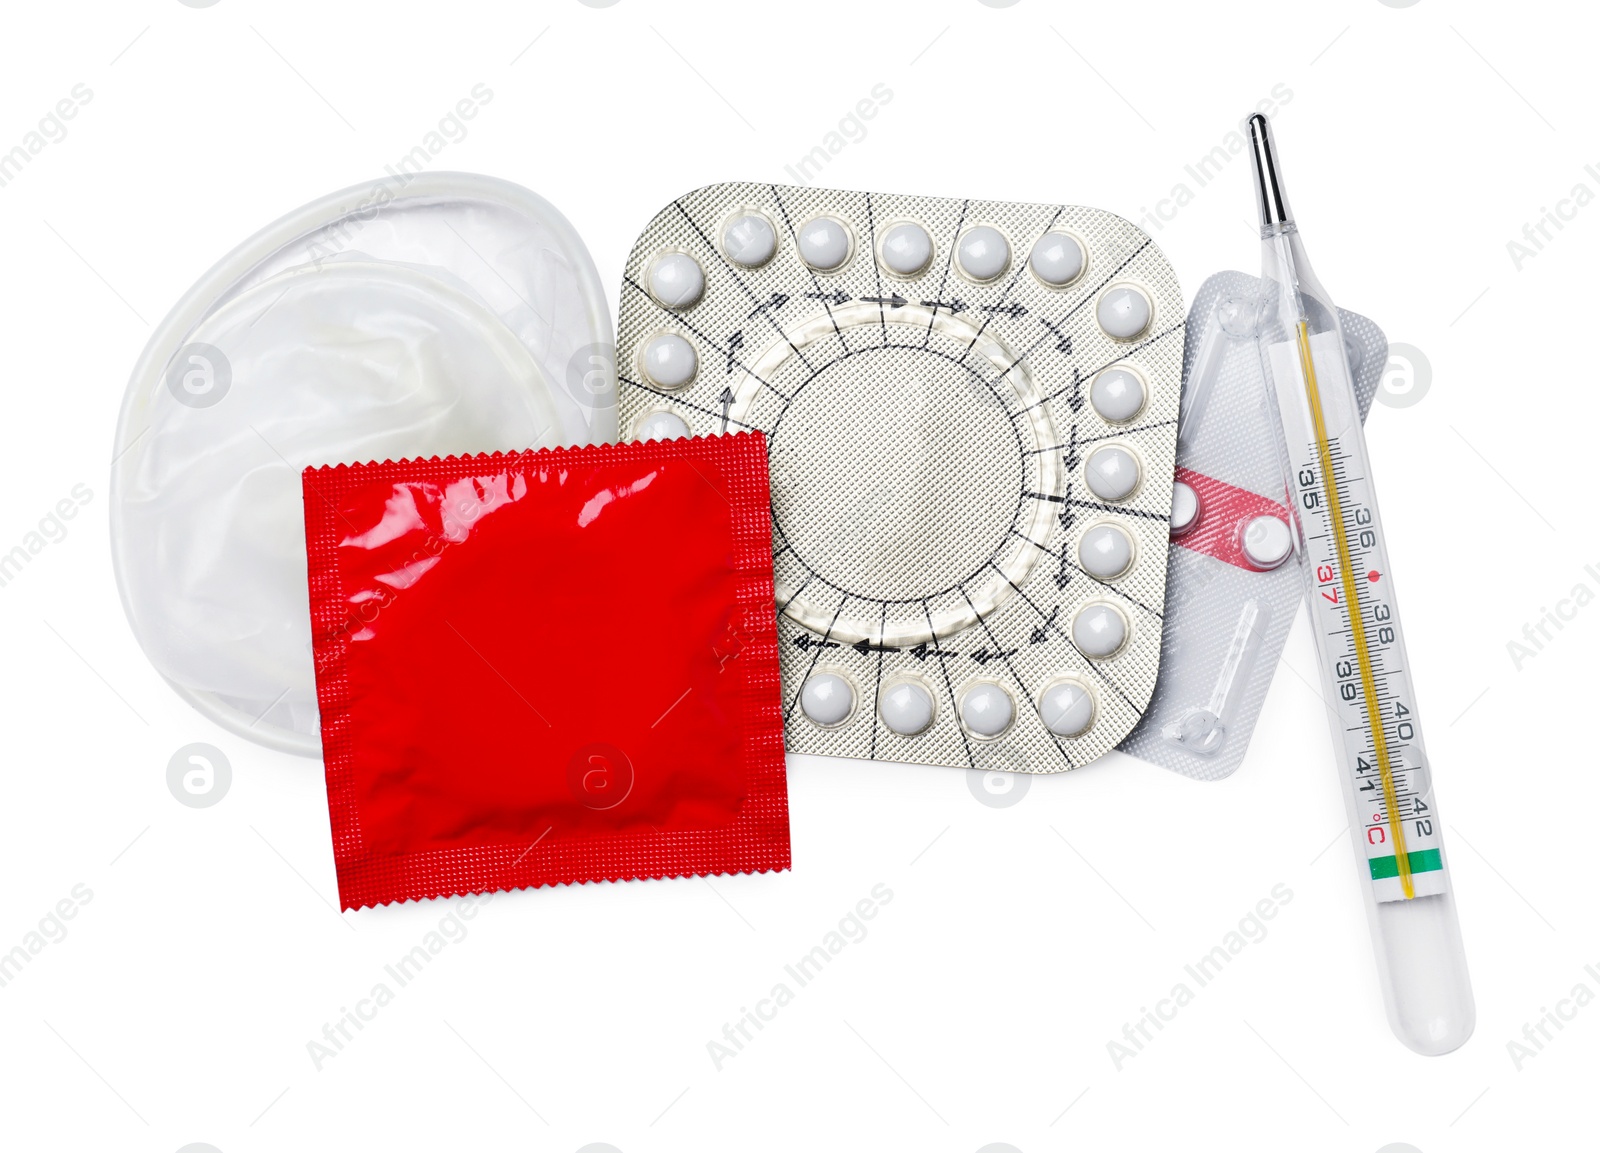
(302, 433, 789, 909)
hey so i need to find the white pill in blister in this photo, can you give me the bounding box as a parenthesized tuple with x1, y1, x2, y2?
(1039, 680, 1094, 737)
(798, 216, 851, 271)
(1171, 481, 1200, 535)
(1242, 515, 1293, 570)
(1085, 446, 1140, 502)
(1097, 285, 1152, 340)
(647, 252, 704, 309)
(1078, 523, 1134, 580)
(957, 225, 1010, 282)
(1089, 367, 1145, 423)
(880, 680, 935, 735)
(634, 410, 690, 442)
(880, 222, 932, 276)
(960, 682, 1013, 738)
(1072, 603, 1127, 659)
(1029, 231, 1085, 287)
(801, 672, 854, 727)
(723, 213, 777, 268)
(641, 333, 697, 389)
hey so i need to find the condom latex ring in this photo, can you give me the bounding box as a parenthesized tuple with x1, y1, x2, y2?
(112, 173, 615, 756)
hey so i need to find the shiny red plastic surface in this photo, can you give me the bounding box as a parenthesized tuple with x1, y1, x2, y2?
(1171, 466, 1293, 573)
(303, 433, 789, 909)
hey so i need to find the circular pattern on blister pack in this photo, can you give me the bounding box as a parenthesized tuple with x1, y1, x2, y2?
(640, 333, 697, 389)
(742, 300, 1063, 648)
(1072, 602, 1128, 659)
(879, 676, 936, 736)
(1084, 445, 1140, 502)
(1078, 522, 1134, 580)
(1038, 677, 1095, 737)
(956, 225, 1011, 283)
(647, 252, 705, 310)
(878, 221, 933, 277)
(774, 344, 1017, 606)
(800, 670, 856, 727)
(1029, 230, 1085, 288)
(1089, 366, 1146, 424)
(1097, 284, 1152, 341)
(797, 215, 853, 271)
(722, 210, 778, 269)
(959, 681, 1014, 739)
(633, 409, 690, 442)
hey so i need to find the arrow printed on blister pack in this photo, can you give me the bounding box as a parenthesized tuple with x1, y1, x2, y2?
(970, 646, 1018, 664)
(1040, 317, 1073, 355)
(719, 387, 734, 432)
(1030, 605, 1060, 644)
(747, 292, 788, 318)
(1057, 483, 1076, 533)
(862, 293, 908, 308)
(852, 639, 899, 655)
(1067, 366, 1085, 412)
(1054, 546, 1073, 590)
(981, 302, 1027, 319)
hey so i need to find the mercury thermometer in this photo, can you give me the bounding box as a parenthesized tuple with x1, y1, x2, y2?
(1247, 114, 1474, 1054)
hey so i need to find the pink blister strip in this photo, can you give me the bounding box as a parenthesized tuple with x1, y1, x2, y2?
(1171, 467, 1291, 573)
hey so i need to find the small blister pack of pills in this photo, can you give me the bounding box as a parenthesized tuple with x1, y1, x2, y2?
(615, 183, 1183, 773)
(1117, 271, 1385, 781)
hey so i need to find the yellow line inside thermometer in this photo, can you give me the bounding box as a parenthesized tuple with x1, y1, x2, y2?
(1294, 320, 1413, 899)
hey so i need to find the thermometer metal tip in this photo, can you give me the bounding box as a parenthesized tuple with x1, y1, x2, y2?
(1247, 113, 1292, 232)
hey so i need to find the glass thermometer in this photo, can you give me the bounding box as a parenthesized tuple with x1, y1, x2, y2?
(1246, 114, 1474, 1054)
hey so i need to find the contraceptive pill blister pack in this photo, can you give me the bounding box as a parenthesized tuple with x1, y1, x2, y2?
(615, 182, 1183, 773)
(1117, 271, 1385, 781)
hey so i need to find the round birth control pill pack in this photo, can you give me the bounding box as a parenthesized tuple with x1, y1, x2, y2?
(616, 183, 1184, 774)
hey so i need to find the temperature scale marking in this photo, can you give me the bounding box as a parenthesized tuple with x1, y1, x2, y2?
(1294, 320, 1414, 899)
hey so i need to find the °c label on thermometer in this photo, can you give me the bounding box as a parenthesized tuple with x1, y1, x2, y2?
(1269, 331, 1447, 903)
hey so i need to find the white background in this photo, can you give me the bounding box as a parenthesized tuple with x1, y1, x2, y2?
(1, 1, 1595, 1150)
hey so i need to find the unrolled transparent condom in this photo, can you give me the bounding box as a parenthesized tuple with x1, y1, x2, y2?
(111, 173, 616, 755)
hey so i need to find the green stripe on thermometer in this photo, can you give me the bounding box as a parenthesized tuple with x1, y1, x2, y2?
(1370, 849, 1443, 882)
